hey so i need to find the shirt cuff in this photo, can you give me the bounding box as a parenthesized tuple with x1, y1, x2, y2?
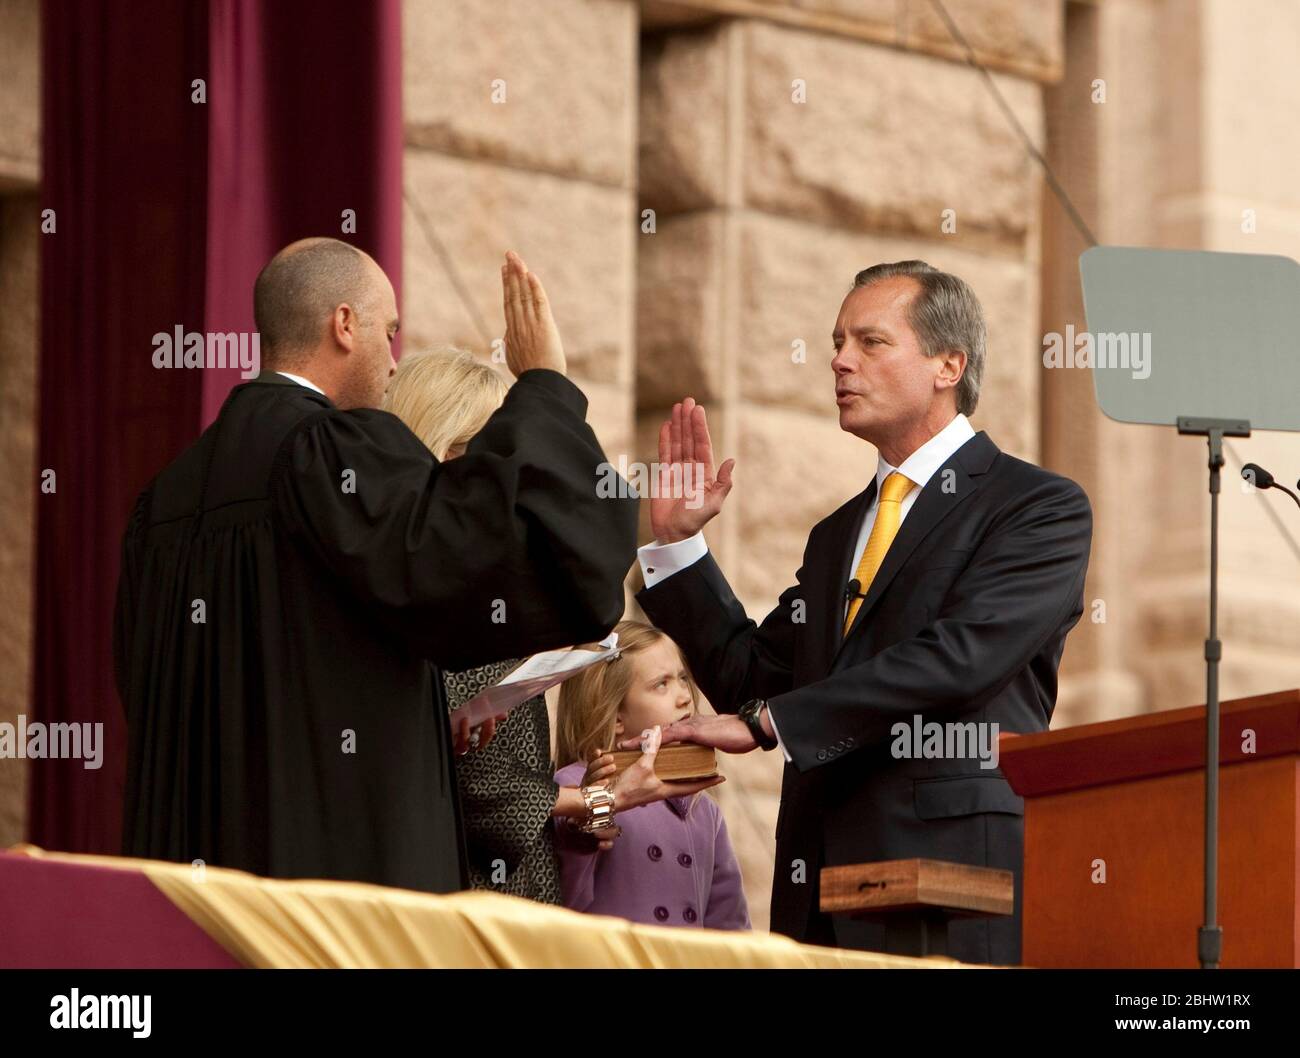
(765, 703, 793, 763)
(637, 532, 708, 589)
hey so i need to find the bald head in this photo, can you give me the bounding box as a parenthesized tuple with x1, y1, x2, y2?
(254, 237, 385, 368)
(253, 237, 400, 409)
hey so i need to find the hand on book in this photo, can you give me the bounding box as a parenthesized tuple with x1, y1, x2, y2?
(608, 725, 724, 810)
(625, 714, 760, 755)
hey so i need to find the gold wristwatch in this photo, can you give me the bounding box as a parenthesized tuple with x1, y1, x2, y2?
(579, 784, 617, 832)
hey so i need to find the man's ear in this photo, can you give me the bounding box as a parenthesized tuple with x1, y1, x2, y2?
(935, 348, 966, 390)
(331, 303, 357, 351)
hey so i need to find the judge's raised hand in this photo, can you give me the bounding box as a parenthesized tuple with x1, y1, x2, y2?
(501, 250, 566, 378)
(649, 397, 735, 545)
(610, 724, 725, 810)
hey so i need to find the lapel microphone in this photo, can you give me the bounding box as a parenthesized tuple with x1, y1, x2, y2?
(844, 578, 866, 601)
(1241, 462, 1300, 511)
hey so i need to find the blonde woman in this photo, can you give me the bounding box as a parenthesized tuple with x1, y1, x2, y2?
(384, 349, 709, 902)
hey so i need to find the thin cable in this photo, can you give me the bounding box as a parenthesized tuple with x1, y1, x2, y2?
(403, 187, 494, 347)
(932, 0, 1300, 565)
(1224, 442, 1300, 564)
(927, 0, 1100, 249)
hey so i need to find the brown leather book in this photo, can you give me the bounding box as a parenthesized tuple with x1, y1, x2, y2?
(608, 742, 718, 782)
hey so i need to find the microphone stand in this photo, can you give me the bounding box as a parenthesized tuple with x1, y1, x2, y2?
(1178, 415, 1250, 970)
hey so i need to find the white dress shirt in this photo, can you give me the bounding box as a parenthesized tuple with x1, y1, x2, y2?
(637, 413, 977, 761)
(275, 371, 327, 396)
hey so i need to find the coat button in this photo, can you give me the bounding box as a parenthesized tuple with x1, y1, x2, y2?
(846, 736, 855, 746)
(677, 852, 692, 867)
(683, 906, 698, 923)
(647, 845, 662, 861)
(654, 906, 669, 922)
(817, 750, 827, 761)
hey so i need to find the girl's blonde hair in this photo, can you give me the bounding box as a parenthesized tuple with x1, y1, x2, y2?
(383, 347, 509, 460)
(555, 619, 696, 768)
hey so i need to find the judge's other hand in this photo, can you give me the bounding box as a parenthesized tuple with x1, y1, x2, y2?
(611, 724, 724, 811)
(622, 714, 758, 756)
(501, 250, 566, 378)
(649, 397, 735, 545)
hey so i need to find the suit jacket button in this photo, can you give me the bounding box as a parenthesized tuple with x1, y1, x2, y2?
(845, 736, 855, 746)
(677, 852, 692, 867)
(654, 906, 669, 922)
(683, 906, 698, 923)
(647, 844, 662, 861)
(817, 750, 827, 761)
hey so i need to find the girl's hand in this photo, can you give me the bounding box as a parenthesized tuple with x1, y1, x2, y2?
(594, 825, 621, 852)
(582, 751, 616, 788)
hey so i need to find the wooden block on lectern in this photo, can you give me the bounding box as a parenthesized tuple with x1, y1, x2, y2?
(819, 858, 1014, 919)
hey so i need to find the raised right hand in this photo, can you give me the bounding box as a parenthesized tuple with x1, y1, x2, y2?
(501, 250, 566, 378)
(649, 397, 735, 544)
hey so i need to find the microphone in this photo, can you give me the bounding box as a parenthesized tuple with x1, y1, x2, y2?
(1241, 462, 1300, 510)
(1241, 462, 1274, 489)
(844, 578, 865, 601)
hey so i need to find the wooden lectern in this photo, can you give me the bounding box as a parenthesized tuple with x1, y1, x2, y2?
(999, 689, 1300, 968)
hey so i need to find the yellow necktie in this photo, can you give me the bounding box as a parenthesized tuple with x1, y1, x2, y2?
(843, 471, 915, 635)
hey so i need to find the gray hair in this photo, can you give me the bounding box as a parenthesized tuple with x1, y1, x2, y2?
(852, 260, 986, 416)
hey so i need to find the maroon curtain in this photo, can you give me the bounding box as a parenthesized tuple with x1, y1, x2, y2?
(203, 0, 403, 420)
(31, 0, 210, 853)
(30, 0, 403, 853)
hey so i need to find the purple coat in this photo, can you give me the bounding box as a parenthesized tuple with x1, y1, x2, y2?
(552, 762, 750, 931)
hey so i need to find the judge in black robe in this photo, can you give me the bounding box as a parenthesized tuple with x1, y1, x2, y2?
(113, 246, 637, 894)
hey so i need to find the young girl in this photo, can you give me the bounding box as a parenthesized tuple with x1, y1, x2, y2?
(553, 620, 751, 931)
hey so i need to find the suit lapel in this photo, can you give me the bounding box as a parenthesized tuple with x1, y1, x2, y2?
(831, 432, 998, 666)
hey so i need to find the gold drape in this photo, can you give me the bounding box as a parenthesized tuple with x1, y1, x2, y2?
(11, 845, 967, 969)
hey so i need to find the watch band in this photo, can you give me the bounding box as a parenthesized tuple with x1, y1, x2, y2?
(741, 698, 778, 751)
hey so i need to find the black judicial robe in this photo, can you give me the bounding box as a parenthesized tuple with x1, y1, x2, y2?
(113, 369, 637, 893)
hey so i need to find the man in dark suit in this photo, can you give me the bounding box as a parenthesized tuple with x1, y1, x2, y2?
(630, 260, 1092, 964)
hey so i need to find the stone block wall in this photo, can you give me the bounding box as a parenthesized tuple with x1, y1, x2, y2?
(0, 0, 40, 850)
